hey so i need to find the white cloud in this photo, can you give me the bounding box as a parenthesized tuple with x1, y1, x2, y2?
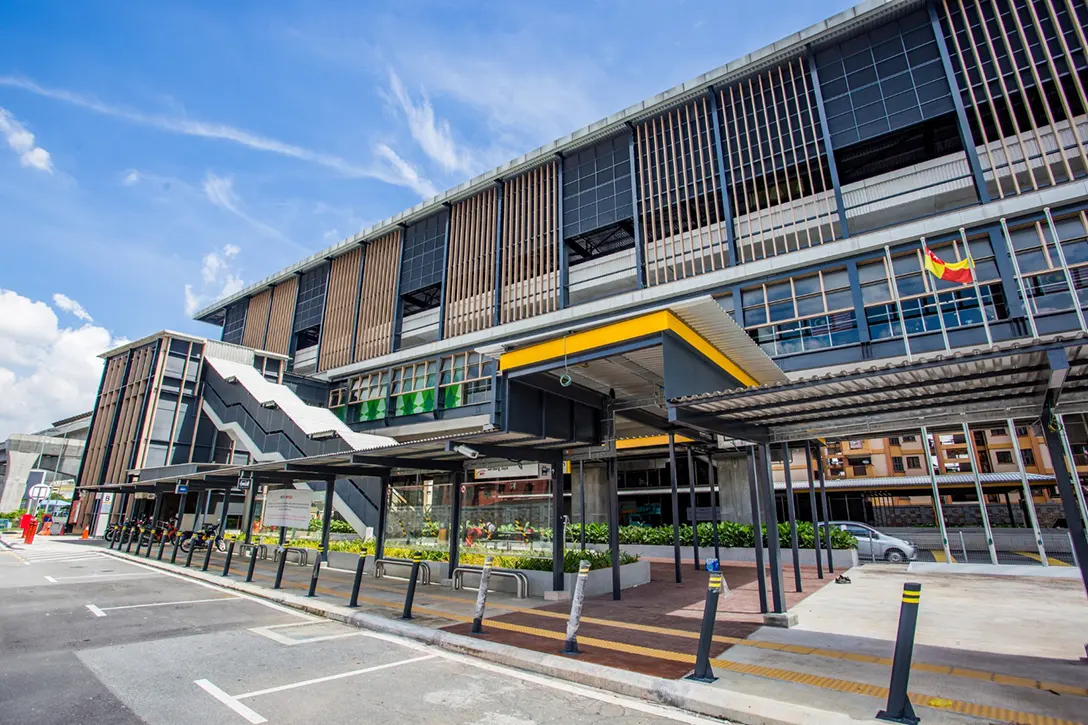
(374, 144, 437, 199)
(385, 70, 473, 175)
(51, 293, 93, 322)
(184, 244, 245, 317)
(200, 171, 304, 251)
(0, 75, 437, 198)
(0, 107, 53, 173)
(121, 169, 141, 186)
(0, 289, 123, 440)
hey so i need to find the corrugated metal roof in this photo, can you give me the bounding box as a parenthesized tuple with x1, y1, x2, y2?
(670, 334, 1088, 441)
(670, 297, 789, 385)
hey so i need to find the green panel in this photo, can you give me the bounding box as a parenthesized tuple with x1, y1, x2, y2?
(394, 389, 436, 417)
(357, 399, 387, 422)
(331, 405, 346, 422)
(442, 383, 464, 410)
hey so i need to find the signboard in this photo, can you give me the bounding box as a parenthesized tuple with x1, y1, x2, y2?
(27, 483, 52, 500)
(263, 490, 312, 528)
(686, 506, 719, 522)
(236, 476, 252, 491)
(473, 462, 551, 480)
(175, 483, 189, 494)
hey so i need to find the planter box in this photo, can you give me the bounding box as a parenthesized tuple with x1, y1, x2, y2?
(587, 543, 857, 569)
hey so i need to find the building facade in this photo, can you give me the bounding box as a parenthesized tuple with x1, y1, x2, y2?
(0, 412, 91, 513)
(72, 0, 1088, 543)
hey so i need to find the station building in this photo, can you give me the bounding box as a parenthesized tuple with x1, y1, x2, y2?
(70, 0, 1088, 598)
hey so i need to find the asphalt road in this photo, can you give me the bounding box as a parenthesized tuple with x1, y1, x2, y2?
(0, 537, 725, 725)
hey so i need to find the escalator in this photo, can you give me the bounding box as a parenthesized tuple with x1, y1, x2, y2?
(200, 355, 394, 536)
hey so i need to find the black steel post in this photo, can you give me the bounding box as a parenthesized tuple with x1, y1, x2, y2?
(125, 526, 136, 553)
(202, 535, 214, 572)
(706, 454, 721, 559)
(758, 444, 787, 614)
(171, 535, 181, 564)
(242, 478, 258, 545)
(782, 443, 802, 593)
(816, 443, 834, 574)
(221, 540, 235, 576)
(307, 554, 321, 597)
(273, 547, 287, 589)
(320, 478, 335, 562)
(184, 536, 196, 568)
(876, 583, 922, 724)
(687, 570, 723, 683)
(747, 446, 768, 614)
(246, 546, 259, 582)
(1041, 414, 1088, 597)
(402, 554, 422, 619)
(348, 554, 366, 607)
(376, 476, 389, 560)
(804, 442, 824, 579)
(668, 433, 682, 583)
(550, 459, 564, 592)
(157, 534, 167, 561)
(608, 457, 622, 600)
(449, 471, 463, 573)
(579, 460, 586, 550)
(687, 446, 700, 571)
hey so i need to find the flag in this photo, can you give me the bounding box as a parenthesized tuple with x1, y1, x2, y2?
(923, 248, 973, 284)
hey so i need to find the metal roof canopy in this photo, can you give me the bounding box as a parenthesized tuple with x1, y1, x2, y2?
(496, 298, 787, 442)
(670, 335, 1088, 444)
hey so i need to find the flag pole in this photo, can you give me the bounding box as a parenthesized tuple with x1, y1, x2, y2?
(921, 237, 951, 352)
(959, 227, 993, 348)
(1001, 217, 1039, 339)
(1043, 207, 1087, 333)
(884, 244, 913, 362)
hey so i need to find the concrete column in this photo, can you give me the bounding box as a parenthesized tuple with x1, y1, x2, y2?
(571, 462, 609, 524)
(714, 454, 751, 523)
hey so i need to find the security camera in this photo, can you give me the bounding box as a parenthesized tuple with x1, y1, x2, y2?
(454, 444, 480, 459)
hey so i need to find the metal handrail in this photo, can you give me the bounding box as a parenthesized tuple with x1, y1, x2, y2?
(374, 557, 431, 585)
(452, 565, 528, 599)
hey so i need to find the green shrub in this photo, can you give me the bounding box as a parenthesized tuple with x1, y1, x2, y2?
(512, 548, 639, 573)
(0, 508, 27, 520)
(307, 518, 356, 534)
(564, 520, 855, 549)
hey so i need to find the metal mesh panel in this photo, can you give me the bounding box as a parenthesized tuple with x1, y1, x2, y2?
(293, 264, 328, 333)
(400, 210, 448, 294)
(221, 301, 246, 345)
(562, 132, 633, 239)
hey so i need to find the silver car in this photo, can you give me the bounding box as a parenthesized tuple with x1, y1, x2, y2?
(826, 521, 917, 563)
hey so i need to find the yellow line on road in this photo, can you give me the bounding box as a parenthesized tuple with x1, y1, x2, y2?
(1015, 551, 1072, 567)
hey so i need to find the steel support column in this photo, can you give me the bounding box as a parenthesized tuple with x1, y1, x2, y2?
(921, 426, 953, 563)
(816, 444, 834, 574)
(608, 457, 621, 600)
(449, 470, 464, 573)
(706, 454, 721, 559)
(668, 432, 683, 583)
(626, 125, 646, 288)
(687, 446, 700, 570)
(803, 443, 823, 579)
(747, 446, 768, 614)
(806, 53, 849, 238)
(782, 443, 802, 592)
(551, 460, 564, 592)
(1041, 412, 1088, 597)
(376, 476, 389, 560)
(320, 478, 335, 563)
(962, 423, 999, 564)
(758, 444, 787, 613)
(242, 480, 259, 546)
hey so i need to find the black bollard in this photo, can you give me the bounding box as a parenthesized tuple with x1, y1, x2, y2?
(402, 554, 423, 619)
(109, 527, 118, 549)
(201, 536, 214, 572)
(876, 583, 922, 725)
(221, 541, 235, 576)
(348, 555, 366, 608)
(687, 570, 724, 682)
(307, 554, 322, 597)
(125, 528, 137, 553)
(184, 536, 196, 568)
(562, 560, 591, 655)
(245, 546, 259, 583)
(157, 533, 167, 561)
(170, 535, 181, 564)
(145, 530, 156, 559)
(273, 547, 287, 589)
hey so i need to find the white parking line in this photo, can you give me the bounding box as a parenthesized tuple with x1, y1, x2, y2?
(234, 654, 438, 699)
(101, 596, 241, 611)
(195, 679, 266, 724)
(248, 626, 366, 646)
(86, 604, 106, 617)
(44, 576, 57, 583)
(44, 572, 153, 582)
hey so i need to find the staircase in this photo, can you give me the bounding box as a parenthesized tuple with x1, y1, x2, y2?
(200, 355, 394, 536)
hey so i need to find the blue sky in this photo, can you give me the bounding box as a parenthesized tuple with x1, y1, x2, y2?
(0, 0, 854, 436)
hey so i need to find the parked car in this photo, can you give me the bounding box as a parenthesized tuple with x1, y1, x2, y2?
(822, 521, 917, 563)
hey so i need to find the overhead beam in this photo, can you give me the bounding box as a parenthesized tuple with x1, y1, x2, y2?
(667, 407, 769, 443)
(1048, 348, 1069, 397)
(514, 372, 609, 409)
(445, 440, 563, 465)
(348, 454, 463, 472)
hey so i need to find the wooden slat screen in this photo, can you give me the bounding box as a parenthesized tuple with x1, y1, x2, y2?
(103, 342, 158, 484)
(353, 229, 402, 362)
(264, 277, 298, 356)
(78, 354, 127, 487)
(445, 187, 497, 336)
(719, 57, 840, 263)
(241, 289, 272, 349)
(319, 247, 363, 372)
(634, 97, 729, 286)
(500, 161, 560, 323)
(939, 0, 1088, 197)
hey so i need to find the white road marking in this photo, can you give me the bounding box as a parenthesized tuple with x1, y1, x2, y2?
(101, 596, 241, 611)
(44, 575, 57, 583)
(195, 679, 267, 724)
(86, 604, 106, 617)
(233, 654, 438, 699)
(248, 626, 366, 646)
(46, 572, 153, 582)
(99, 552, 317, 621)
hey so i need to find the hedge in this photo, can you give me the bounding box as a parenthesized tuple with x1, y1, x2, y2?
(564, 521, 856, 549)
